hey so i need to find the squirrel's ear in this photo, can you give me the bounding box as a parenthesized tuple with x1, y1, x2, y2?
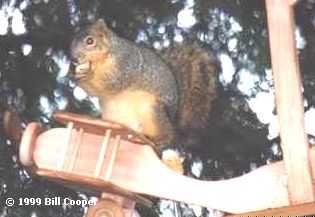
(95, 19, 109, 33)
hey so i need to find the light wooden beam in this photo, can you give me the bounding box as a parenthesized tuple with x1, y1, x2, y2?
(265, 0, 314, 204)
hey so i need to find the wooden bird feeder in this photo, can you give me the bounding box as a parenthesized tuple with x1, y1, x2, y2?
(7, 0, 315, 216)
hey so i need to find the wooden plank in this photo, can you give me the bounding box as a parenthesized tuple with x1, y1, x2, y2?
(265, 0, 314, 204)
(227, 201, 315, 217)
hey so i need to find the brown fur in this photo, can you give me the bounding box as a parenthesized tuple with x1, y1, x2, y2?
(79, 51, 116, 96)
(162, 44, 218, 131)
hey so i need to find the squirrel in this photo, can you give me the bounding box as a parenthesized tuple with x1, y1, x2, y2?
(70, 19, 218, 151)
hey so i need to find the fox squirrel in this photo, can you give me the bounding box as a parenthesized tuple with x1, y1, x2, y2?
(70, 19, 218, 150)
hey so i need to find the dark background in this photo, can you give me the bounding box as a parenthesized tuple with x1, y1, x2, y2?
(0, 0, 315, 216)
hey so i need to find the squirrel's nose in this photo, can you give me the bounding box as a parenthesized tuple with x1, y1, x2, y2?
(69, 50, 79, 63)
(69, 50, 84, 64)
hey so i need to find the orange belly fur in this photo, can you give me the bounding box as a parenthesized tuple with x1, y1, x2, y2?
(101, 89, 161, 139)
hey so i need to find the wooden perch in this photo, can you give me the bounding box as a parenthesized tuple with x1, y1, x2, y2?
(19, 112, 315, 214)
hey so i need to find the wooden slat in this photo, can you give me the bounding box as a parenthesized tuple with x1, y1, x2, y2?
(265, 0, 314, 204)
(68, 127, 83, 173)
(56, 122, 73, 171)
(104, 135, 121, 181)
(94, 129, 111, 178)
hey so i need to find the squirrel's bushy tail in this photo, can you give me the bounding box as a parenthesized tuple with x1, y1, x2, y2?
(161, 43, 219, 151)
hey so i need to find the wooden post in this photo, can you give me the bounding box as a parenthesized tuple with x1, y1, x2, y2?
(265, 0, 314, 204)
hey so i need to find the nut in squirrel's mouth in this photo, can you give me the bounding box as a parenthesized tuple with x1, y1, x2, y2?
(74, 61, 91, 73)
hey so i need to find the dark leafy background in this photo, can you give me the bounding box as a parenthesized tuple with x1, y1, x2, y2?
(0, 0, 315, 216)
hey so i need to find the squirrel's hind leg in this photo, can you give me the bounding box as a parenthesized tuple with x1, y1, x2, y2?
(152, 104, 184, 174)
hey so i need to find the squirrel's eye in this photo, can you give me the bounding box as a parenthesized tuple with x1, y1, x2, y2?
(84, 36, 95, 46)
